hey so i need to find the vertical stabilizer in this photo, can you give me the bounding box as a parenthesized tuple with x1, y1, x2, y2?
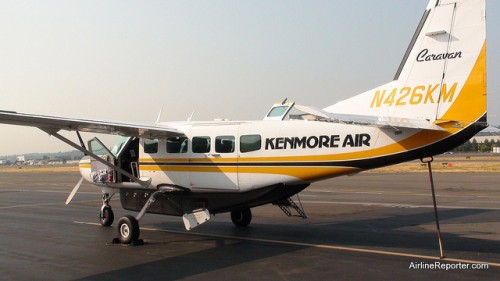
(324, 0, 487, 130)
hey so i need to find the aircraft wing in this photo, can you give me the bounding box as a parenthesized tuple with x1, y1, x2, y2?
(0, 110, 184, 138)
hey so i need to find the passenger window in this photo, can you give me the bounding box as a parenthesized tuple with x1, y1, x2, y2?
(192, 136, 211, 153)
(144, 139, 158, 154)
(166, 136, 188, 153)
(240, 135, 261, 153)
(215, 136, 235, 153)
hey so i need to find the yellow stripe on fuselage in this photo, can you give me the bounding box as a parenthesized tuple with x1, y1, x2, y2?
(139, 164, 359, 181)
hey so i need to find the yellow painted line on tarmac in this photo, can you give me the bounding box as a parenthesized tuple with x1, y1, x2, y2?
(74, 221, 500, 268)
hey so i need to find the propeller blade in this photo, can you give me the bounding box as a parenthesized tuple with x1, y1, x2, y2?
(66, 177, 84, 205)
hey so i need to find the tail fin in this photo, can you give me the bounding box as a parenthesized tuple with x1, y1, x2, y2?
(324, 0, 487, 130)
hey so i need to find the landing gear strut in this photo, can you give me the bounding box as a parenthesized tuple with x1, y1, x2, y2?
(231, 207, 252, 227)
(99, 193, 114, 227)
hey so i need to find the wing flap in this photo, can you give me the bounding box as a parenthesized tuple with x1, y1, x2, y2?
(0, 110, 184, 138)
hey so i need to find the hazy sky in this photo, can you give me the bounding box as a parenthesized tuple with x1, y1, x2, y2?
(1, 0, 499, 155)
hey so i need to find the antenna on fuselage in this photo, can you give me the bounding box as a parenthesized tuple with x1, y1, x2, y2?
(155, 107, 163, 124)
(187, 111, 195, 121)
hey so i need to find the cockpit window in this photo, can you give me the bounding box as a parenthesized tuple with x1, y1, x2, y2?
(88, 137, 113, 157)
(111, 136, 129, 156)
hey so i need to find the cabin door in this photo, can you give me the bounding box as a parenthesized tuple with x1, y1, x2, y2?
(87, 137, 116, 183)
(113, 137, 139, 182)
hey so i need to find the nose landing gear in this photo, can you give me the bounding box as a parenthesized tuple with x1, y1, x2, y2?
(99, 193, 114, 227)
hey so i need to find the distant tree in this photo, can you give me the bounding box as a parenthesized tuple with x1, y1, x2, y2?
(462, 140, 473, 151)
(471, 139, 479, 152)
(484, 139, 490, 151)
(479, 143, 489, 152)
(454, 140, 466, 152)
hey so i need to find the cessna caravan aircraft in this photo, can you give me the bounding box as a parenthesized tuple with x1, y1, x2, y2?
(0, 0, 488, 244)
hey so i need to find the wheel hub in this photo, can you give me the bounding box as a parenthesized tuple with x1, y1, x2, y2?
(120, 224, 130, 238)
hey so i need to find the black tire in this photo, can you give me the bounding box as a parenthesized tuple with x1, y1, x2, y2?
(100, 206, 114, 227)
(117, 215, 140, 244)
(231, 208, 252, 227)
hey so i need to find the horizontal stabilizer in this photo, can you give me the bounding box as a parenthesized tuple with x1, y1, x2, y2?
(293, 105, 445, 131)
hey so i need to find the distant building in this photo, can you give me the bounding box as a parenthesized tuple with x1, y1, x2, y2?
(15, 155, 26, 165)
(472, 135, 500, 143)
(472, 126, 500, 144)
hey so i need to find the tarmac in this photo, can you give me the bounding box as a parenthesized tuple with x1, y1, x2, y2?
(0, 171, 499, 280)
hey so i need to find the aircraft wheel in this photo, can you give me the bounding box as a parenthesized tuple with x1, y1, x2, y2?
(231, 208, 252, 227)
(117, 215, 140, 244)
(100, 206, 114, 227)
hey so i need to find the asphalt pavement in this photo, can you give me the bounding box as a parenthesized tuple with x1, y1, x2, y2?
(0, 171, 499, 280)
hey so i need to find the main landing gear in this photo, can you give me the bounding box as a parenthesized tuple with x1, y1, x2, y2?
(117, 215, 140, 244)
(231, 207, 252, 227)
(112, 191, 163, 245)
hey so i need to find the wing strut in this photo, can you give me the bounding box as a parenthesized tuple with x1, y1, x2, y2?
(41, 129, 151, 188)
(76, 131, 87, 152)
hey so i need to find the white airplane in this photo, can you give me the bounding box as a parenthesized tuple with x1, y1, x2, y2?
(0, 0, 488, 244)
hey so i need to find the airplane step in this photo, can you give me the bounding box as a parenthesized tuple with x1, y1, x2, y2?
(273, 197, 308, 219)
